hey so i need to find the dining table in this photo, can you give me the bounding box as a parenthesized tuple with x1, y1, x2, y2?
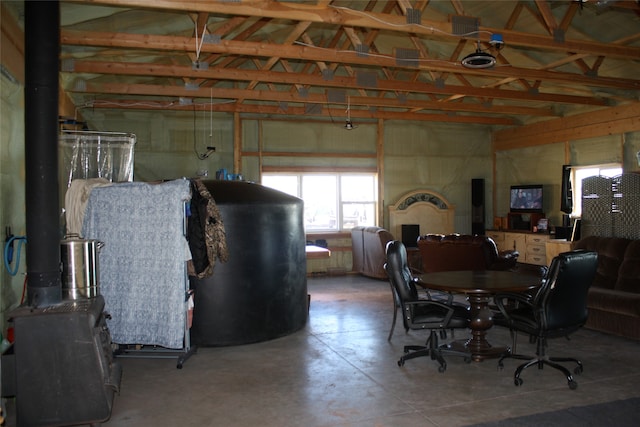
(418, 270, 540, 362)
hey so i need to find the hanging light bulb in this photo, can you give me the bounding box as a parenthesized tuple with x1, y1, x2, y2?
(344, 96, 355, 130)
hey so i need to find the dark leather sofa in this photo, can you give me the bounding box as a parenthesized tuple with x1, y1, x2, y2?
(351, 226, 394, 279)
(572, 236, 640, 341)
(417, 234, 519, 273)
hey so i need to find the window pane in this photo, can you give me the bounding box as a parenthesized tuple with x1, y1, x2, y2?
(303, 175, 337, 231)
(571, 165, 622, 217)
(601, 167, 622, 177)
(262, 175, 298, 197)
(262, 172, 377, 231)
(342, 202, 375, 228)
(341, 175, 375, 201)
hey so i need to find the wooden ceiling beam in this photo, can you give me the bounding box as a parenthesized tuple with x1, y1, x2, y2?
(67, 81, 548, 118)
(493, 102, 640, 149)
(67, 60, 603, 107)
(57, 1, 639, 127)
(533, 0, 557, 36)
(60, 30, 640, 92)
(77, 0, 640, 59)
(245, 20, 312, 91)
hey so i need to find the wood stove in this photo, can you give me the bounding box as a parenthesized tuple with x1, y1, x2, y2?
(8, 296, 121, 426)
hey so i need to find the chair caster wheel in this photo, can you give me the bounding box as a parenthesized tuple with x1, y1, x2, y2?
(514, 377, 523, 386)
(464, 357, 472, 364)
(574, 365, 583, 375)
(568, 380, 578, 390)
(497, 362, 504, 370)
(398, 359, 405, 367)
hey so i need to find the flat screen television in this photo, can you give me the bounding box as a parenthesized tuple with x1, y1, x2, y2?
(510, 184, 543, 213)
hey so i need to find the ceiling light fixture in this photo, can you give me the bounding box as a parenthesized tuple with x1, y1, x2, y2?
(344, 96, 355, 130)
(461, 42, 496, 69)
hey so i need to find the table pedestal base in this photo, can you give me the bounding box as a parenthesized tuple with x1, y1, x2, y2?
(459, 293, 509, 361)
(448, 340, 509, 362)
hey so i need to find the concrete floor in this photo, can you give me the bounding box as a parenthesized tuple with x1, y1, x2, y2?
(1, 274, 624, 426)
(97, 274, 640, 427)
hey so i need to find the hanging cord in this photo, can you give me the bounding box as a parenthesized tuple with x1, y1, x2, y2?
(193, 104, 209, 160)
(4, 234, 27, 276)
(193, 103, 199, 158)
(324, 94, 343, 127)
(193, 100, 216, 160)
(346, 96, 352, 122)
(194, 20, 207, 62)
(325, 96, 336, 125)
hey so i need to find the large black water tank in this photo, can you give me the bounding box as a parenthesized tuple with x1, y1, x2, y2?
(190, 180, 308, 346)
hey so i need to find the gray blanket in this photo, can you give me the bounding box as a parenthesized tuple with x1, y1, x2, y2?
(83, 179, 191, 349)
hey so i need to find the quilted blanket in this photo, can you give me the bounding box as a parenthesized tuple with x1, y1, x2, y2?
(83, 179, 191, 349)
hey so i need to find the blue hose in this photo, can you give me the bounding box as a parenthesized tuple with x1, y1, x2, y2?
(4, 235, 27, 276)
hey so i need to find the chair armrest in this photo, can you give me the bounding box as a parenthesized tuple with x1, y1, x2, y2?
(499, 250, 519, 259)
(414, 277, 454, 304)
(494, 292, 533, 307)
(403, 299, 458, 326)
(489, 250, 519, 271)
(493, 292, 534, 322)
(409, 266, 424, 276)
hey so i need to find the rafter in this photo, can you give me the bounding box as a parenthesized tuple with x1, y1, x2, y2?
(67, 60, 608, 107)
(533, 0, 558, 36)
(55, 0, 640, 128)
(76, 0, 640, 59)
(67, 81, 549, 120)
(61, 30, 640, 92)
(244, 20, 312, 92)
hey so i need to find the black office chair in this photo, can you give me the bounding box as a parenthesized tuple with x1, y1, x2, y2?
(494, 250, 598, 389)
(384, 240, 470, 372)
(386, 254, 460, 342)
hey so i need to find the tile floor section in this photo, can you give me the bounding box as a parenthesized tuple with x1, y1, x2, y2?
(12, 274, 640, 426)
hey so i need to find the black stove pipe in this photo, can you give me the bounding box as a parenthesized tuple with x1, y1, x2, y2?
(24, 1, 62, 307)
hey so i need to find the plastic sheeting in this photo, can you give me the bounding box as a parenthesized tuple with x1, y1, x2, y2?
(59, 131, 135, 189)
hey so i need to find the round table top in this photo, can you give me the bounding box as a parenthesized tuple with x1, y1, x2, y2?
(418, 270, 540, 294)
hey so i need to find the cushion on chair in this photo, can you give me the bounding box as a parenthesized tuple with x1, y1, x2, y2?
(587, 287, 640, 317)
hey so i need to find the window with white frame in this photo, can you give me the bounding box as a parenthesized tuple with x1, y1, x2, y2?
(262, 173, 378, 231)
(571, 163, 622, 217)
